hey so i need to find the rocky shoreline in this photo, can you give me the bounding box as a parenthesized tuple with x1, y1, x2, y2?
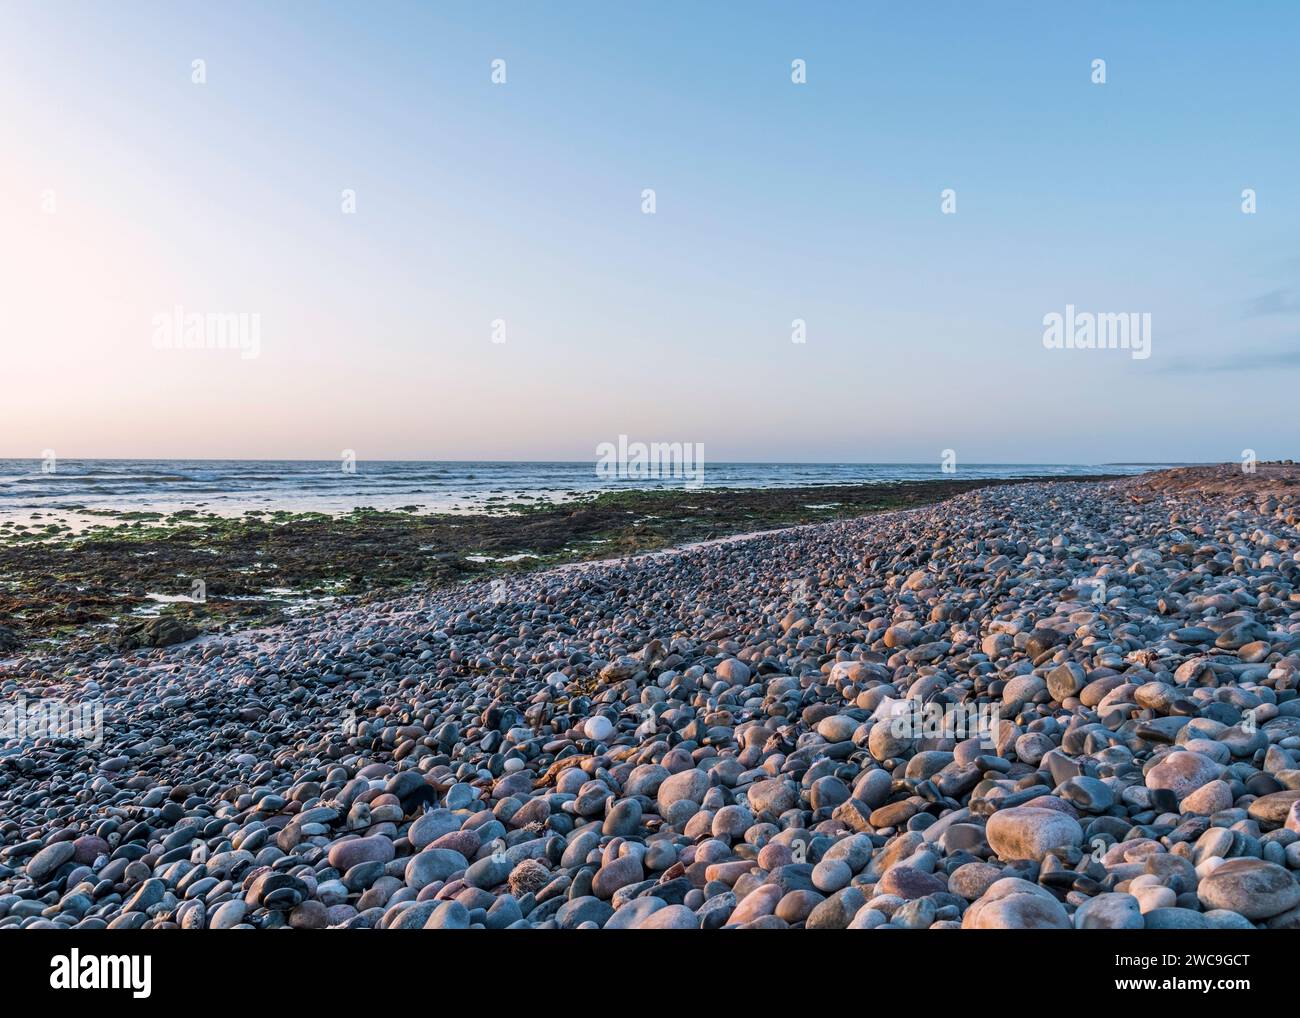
(2, 464, 1300, 929)
(0, 476, 1101, 659)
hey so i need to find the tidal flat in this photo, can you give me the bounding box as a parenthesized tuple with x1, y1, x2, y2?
(0, 476, 1118, 658)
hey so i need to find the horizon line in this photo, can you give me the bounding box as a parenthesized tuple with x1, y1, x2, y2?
(0, 456, 1207, 466)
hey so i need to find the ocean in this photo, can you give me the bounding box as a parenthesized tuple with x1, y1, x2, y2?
(0, 459, 1171, 521)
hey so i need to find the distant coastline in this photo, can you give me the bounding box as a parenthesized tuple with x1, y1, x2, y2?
(0, 458, 1172, 522)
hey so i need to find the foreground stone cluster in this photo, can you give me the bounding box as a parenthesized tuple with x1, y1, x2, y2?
(3, 469, 1300, 929)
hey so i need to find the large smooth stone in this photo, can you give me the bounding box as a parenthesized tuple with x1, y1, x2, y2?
(1198, 858, 1300, 920)
(986, 806, 1082, 861)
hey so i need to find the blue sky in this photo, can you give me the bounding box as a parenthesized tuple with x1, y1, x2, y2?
(2, 1, 1297, 462)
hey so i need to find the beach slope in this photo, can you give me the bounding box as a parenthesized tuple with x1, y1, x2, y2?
(2, 465, 1298, 930)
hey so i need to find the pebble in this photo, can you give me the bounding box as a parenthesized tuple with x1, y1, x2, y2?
(1146, 751, 1224, 801)
(1074, 893, 1143, 930)
(986, 807, 1083, 862)
(1198, 859, 1300, 920)
(636, 903, 699, 929)
(25, 842, 75, 884)
(964, 891, 1070, 930)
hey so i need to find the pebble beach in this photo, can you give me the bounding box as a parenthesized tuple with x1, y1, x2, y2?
(4, 464, 1300, 930)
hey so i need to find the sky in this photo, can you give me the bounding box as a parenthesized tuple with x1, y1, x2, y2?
(1, 1, 1297, 463)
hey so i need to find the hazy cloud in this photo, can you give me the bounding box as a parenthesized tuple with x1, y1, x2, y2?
(1243, 288, 1300, 317)
(1158, 342, 1300, 374)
